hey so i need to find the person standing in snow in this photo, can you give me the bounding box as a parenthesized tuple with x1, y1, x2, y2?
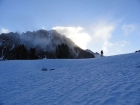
(101, 50, 103, 57)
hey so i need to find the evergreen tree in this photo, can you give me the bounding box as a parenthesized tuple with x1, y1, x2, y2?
(15, 45, 28, 59)
(56, 43, 70, 58)
(28, 48, 38, 59)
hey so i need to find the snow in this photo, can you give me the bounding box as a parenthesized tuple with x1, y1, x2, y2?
(94, 52, 101, 58)
(48, 30, 52, 37)
(0, 48, 4, 60)
(10, 44, 15, 50)
(0, 53, 140, 105)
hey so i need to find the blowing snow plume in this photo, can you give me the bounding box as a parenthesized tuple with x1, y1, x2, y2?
(0, 29, 95, 60)
(52, 26, 92, 49)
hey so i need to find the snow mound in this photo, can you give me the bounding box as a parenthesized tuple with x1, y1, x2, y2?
(0, 53, 140, 105)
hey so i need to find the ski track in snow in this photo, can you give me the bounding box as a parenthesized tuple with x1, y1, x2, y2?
(0, 53, 140, 105)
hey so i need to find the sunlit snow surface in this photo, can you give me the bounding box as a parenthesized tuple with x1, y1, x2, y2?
(0, 53, 140, 105)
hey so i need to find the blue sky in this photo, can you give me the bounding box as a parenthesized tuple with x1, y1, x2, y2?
(0, 0, 140, 55)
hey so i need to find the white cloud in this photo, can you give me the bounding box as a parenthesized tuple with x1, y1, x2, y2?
(52, 26, 92, 49)
(118, 40, 128, 47)
(122, 24, 135, 35)
(42, 26, 46, 30)
(108, 40, 129, 55)
(89, 20, 116, 54)
(88, 20, 130, 55)
(51, 20, 130, 55)
(1, 28, 9, 33)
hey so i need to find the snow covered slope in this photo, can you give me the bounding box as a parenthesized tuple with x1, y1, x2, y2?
(0, 53, 140, 105)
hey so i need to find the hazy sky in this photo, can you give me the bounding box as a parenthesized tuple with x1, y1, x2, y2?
(0, 0, 140, 55)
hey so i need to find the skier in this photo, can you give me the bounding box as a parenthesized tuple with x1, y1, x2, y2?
(101, 50, 103, 57)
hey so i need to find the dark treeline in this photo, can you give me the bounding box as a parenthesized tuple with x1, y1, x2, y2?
(0, 45, 38, 60)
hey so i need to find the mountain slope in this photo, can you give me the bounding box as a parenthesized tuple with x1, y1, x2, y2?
(0, 52, 140, 105)
(0, 30, 95, 59)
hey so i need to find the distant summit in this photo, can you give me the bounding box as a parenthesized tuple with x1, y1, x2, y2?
(0, 29, 95, 60)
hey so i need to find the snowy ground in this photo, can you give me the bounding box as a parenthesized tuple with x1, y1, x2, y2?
(0, 53, 140, 105)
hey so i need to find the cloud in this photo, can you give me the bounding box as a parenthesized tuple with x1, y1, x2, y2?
(42, 26, 46, 30)
(118, 40, 128, 47)
(52, 26, 92, 49)
(1, 28, 9, 33)
(122, 24, 135, 35)
(52, 21, 126, 55)
(107, 40, 129, 54)
(89, 20, 116, 54)
(88, 20, 130, 55)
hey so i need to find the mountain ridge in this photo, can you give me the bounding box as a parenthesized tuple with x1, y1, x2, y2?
(0, 29, 96, 60)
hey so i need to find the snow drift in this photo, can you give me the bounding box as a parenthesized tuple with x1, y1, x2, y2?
(0, 52, 140, 105)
